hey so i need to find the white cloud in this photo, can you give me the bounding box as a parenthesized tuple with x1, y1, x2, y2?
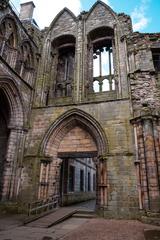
(19, 0, 82, 29)
(131, 0, 150, 31)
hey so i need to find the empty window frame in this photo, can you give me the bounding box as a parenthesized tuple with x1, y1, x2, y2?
(56, 46, 75, 97)
(88, 27, 115, 93)
(0, 17, 18, 67)
(15, 41, 35, 84)
(52, 35, 75, 98)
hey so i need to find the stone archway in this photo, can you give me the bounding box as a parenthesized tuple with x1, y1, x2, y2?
(0, 79, 25, 201)
(39, 109, 108, 208)
(0, 89, 10, 200)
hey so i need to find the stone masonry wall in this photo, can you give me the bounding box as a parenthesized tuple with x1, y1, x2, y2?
(127, 33, 160, 116)
(22, 100, 139, 217)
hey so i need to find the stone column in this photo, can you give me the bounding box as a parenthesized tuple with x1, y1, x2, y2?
(133, 124, 143, 210)
(97, 156, 108, 208)
(131, 109, 160, 213)
(142, 116, 160, 212)
(1, 127, 26, 200)
(153, 118, 160, 186)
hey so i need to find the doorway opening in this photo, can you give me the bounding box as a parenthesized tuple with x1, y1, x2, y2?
(40, 109, 108, 209)
(0, 89, 10, 200)
(59, 156, 96, 207)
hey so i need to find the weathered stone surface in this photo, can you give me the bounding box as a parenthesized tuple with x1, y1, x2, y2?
(0, 0, 160, 219)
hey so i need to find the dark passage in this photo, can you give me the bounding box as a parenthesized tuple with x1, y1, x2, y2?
(0, 89, 10, 199)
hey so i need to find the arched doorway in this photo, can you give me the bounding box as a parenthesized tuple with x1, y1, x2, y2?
(39, 109, 108, 209)
(0, 89, 10, 200)
(0, 80, 25, 201)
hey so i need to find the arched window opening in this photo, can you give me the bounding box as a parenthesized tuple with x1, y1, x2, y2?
(15, 42, 35, 85)
(52, 35, 75, 98)
(0, 89, 10, 200)
(0, 18, 18, 68)
(102, 79, 110, 91)
(88, 27, 115, 93)
(93, 80, 99, 92)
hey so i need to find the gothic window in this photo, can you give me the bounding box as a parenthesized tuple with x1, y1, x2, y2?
(52, 35, 75, 98)
(88, 27, 115, 93)
(15, 41, 35, 85)
(152, 49, 160, 72)
(0, 17, 18, 67)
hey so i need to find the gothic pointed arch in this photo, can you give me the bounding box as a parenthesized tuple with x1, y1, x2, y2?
(0, 15, 19, 68)
(0, 15, 19, 48)
(0, 77, 24, 128)
(15, 40, 35, 85)
(40, 108, 108, 157)
(48, 7, 76, 33)
(0, 77, 25, 200)
(86, 0, 118, 24)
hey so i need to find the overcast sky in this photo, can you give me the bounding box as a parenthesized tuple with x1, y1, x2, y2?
(10, 0, 160, 33)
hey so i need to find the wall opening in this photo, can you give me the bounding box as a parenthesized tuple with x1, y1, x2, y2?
(59, 156, 96, 207)
(0, 89, 10, 200)
(52, 35, 76, 98)
(15, 41, 35, 85)
(40, 109, 108, 209)
(88, 26, 115, 93)
(0, 17, 18, 68)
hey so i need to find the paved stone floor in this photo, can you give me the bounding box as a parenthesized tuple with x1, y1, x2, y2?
(62, 219, 160, 240)
(0, 216, 88, 240)
(0, 215, 160, 240)
(0, 201, 160, 240)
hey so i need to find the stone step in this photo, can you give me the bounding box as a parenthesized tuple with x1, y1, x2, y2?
(141, 216, 160, 226)
(72, 208, 96, 218)
(76, 209, 95, 214)
(146, 212, 160, 218)
(72, 213, 95, 218)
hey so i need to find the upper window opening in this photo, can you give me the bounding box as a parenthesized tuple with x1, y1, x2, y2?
(0, 18, 17, 49)
(52, 35, 76, 98)
(88, 27, 115, 93)
(0, 18, 18, 67)
(152, 49, 160, 72)
(15, 41, 35, 85)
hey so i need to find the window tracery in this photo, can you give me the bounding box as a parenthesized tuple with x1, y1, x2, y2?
(15, 41, 35, 85)
(88, 27, 115, 93)
(0, 17, 18, 67)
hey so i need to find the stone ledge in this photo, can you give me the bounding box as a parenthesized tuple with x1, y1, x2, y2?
(141, 216, 160, 226)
